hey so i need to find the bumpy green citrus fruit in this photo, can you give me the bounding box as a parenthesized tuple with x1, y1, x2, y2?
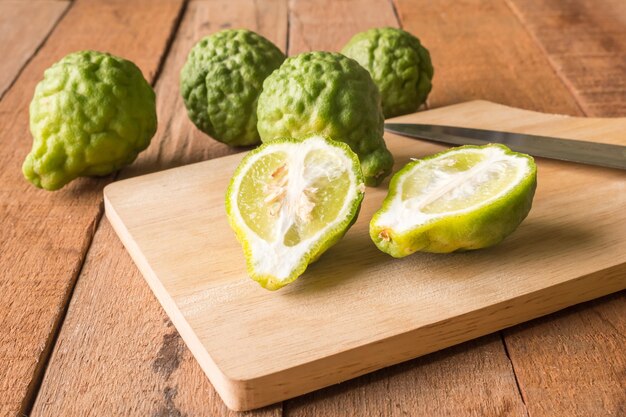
(180, 29, 285, 146)
(23, 50, 157, 191)
(370, 144, 536, 257)
(226, 135, 365, 290)
(257, 51, 393, 186)
(342, 27, 433, 118)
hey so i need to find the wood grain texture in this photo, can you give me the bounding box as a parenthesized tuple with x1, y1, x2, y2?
(506, 0, 626, 117)
(31, 219, 280, 417)
(284, 335, 526, 417)
(20, 1, 626, 417)
(395, 2, 626, 415)
(103, 101, 626, 410)
(288, 0, 398, 54)
(504, 292, 626, 417)
(31, 1, 287, 416)
(394, 0, 583, 115)
(495, 2, 626, 415)
(286, 1, 528, 415)
(0, 1, 69, 98)
(0, 1, 184, 416)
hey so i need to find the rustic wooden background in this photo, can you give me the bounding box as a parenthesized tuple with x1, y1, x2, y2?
(0, 0, 624, 416)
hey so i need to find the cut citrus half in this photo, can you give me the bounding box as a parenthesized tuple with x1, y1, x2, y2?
(370, 144, 537, 257)
(226, 136, 365, 290)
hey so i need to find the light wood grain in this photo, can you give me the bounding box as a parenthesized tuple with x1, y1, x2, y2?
(31, 219, 281, 417)
(19, 1, 626, 416)
(286, 2, 530, 416)
(497, 2, 626, 415)
(393, 3, 626, 413)
(31, 1, 287, 416)
(506, 0, 626, 117)
(103, 101, 626, 411)
(0, 1, 184, 416)
(0, 1, 69, 98)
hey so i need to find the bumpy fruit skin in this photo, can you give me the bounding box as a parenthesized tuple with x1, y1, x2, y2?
(257, 51, 393, 186)
(180, 29, 285, 146)
(342, 27, 434, 118)
(23, 50, 157, 191)
(370, 145, 537, 257)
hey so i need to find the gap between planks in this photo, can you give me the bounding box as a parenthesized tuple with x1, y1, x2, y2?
(24, 2, 192, 414)
(30, 1, 287, 416)
(9, 1, 190, 416)
(502, 0, 587, 117)
(494, 2, 622, 415)
(0, 2, 78, 413)
(500, 334, 529, 410)
(28, 0, 620, 412)
(0, 1, 71, 100)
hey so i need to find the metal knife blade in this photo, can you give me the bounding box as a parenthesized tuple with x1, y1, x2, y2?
(384, 123, 626, 170)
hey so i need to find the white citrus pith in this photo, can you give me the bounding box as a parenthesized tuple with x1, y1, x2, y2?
(370, 144, 537, 257)
(226, 136, 365, 290)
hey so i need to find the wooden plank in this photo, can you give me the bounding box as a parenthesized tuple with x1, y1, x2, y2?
(504, 292, 626, 416)
(100, 100, 626, 410)
(506, 0, 626, 117)
(31, 220, 281, 417)
(395, 0, 582, 115)
(288, 0, 399, 54)
(0, 1, 185, 416)
(0, 1, 69, 98)
(284, 335, 526, 417)
(498, 1, 626, 415)
(392, 2, 599, 414)
(30, 1, 287, 416)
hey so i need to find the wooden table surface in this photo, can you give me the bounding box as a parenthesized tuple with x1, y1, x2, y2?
(0, 0, 624, 416)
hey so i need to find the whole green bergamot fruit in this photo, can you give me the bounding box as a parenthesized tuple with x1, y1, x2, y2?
(180, 29, 285, 146)
(23, 50, 157, 191)
(342, 27, 434, 118)
(257, 51, 393, 186)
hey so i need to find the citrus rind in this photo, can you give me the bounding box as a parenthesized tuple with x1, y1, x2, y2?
(180, 29, 285, 146)
(256, 51, 393, 186)
(226, 135, 365, 290)
(370, 144, 537, 257)
(341, 27, 434, 118)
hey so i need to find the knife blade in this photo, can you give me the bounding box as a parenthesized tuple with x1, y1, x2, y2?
(384, 123, 626, 170)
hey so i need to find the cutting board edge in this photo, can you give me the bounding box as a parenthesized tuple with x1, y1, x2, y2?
(227, 265, 625, 411)
(102, 99, 626, 411)
(103, 151, 246, 197)
(395, 99, 626, 125)
(103, 194, 241, 408)
(104, 190, 625, 411)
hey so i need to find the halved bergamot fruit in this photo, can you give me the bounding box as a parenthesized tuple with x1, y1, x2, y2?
(226, 135, 365, 290)
(370, 144, 536, 257)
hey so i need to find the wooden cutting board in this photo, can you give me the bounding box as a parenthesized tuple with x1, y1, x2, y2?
(104, 100, 626, 411)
